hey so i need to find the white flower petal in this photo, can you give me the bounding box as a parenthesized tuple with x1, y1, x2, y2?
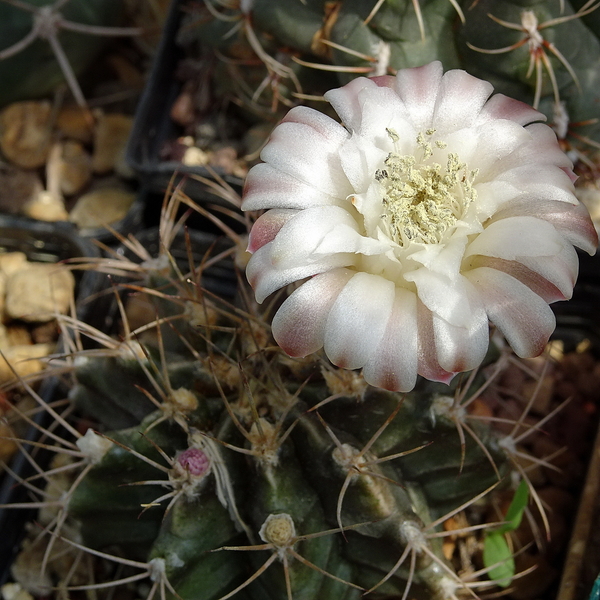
(432, 294, 489, 374)
(247, 241, 351, 303)
(416, 300, 456, 384)
(404, 269, 478, 328)
(325, 76, 391, 131)
(338, 134, 388, 193)
(269, 206, 389, 269)
(476, 93, 545, 127)
(323, 272, 395, 370)
(242, 163, 345, 211)
(362, 288, 418, 392)
(474, 180, 521, 219)
(493, 198, 598, 255)
(465, 267, 556, 357)
(465, 216, 563, 261)
(467, 120, 532, 177)
(280, 105, 349, 145)
(407, 235, 469, 277)
(492, 164, 579, 206)
(485, 123, 572, 177)
(392, 61, 444, 132)
(272, 269, 355, 357)
(432, 69, 494, 133)
(261, 119, 352, 197)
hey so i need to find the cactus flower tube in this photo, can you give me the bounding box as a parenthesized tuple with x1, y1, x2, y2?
(242, 61, 597, 392)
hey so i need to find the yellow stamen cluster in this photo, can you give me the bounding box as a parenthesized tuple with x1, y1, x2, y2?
(375, 129, 478, 246)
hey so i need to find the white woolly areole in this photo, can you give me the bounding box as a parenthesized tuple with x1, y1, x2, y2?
(76, 429, 113, 464)
(243, 61, 597, 392)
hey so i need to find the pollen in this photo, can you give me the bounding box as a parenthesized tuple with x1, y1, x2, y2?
(375, 130, 478, 246)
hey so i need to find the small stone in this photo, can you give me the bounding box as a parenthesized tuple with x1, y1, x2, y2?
(5, 325, 31, 347)
(92, 112, 133, 174)
(0, 324, 10, 350)
(5, 263, 75, 322)
(59, 140, 92, 196)
(69, 188, 136, 229)
(23, 191, 69, 222)
(0, 343, 54, 384)
(182, 145, 209, 166)
(0, 101, 53, 169)
(55, 106, 94, 144)
(0, 252, 27, 278)
(1, 582, 34, 600)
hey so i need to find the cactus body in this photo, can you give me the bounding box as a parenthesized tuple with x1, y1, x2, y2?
(177, 0, 600, 151)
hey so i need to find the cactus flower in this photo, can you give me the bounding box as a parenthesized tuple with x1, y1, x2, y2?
(242, 61, 597, 392)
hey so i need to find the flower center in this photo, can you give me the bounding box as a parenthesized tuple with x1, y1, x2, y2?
(375, 129, 478, 246)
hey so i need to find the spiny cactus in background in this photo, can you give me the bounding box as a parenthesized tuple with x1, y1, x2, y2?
(176, 0, 600, 154)
(0, 0, 142, 108)
(2, 191, 566, 600)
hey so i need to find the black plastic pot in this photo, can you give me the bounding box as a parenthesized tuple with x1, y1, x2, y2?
(125, 0, 244, 205)
(0, 216, 102, 585)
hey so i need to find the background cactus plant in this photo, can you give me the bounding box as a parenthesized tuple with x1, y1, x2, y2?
(174, 0, 600, 159)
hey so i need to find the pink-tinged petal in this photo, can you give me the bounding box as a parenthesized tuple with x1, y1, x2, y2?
(272, 269, 354, 357)
(492, 198, 598, 255)
(417, 300, 456, 384)
(362, 287, 418, 392)
(433, 69, 494, 132)
(242, 163, 345, 211)
(325, 77, 382, 131)
(261, 121, 352, 198)
(247, 241, 352, 303)
(369, 75, 396, 88)
(465, 216, 563, 261)
(466, 252, 575, 303)
(269, 206, 388, 269)
(515, 243, 578, 300)
(323, 272, 395, 370)
(465, 267, 556, 358)
(404, 269, 476, 329)
(247, 209, 298, 253)
(476, 93, 545, 127)
(432, 286, 489, 374)
(392, 61, 444, 131)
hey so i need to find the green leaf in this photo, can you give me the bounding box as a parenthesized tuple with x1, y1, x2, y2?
(483, 532, 515, 588)
(482, 481, 529, 587)
(498, 479, 529, 534)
